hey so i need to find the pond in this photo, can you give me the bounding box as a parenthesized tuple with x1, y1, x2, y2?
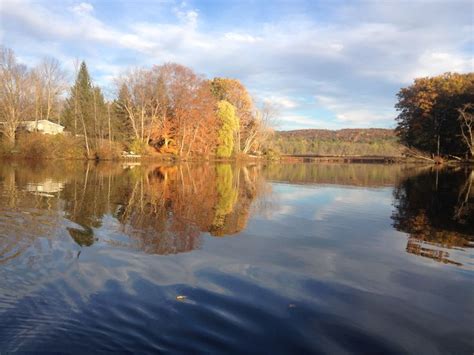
(0, 161, 473, 353)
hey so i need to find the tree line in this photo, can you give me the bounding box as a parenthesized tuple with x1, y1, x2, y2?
(273, 129, 403, 156)
(0, 46, 274, 159)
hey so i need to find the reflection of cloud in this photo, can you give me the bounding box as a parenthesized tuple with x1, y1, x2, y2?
(267, 205, 296, 220)
(313, 190, 391, 221)
(278, 188, 324, 201)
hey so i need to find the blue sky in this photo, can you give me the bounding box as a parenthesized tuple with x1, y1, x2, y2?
(1, 0, 473, 130)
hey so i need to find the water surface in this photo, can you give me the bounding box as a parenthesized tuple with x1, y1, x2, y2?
(0, 161, 473, 353)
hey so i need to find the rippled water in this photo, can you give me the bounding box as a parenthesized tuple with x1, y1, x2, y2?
(0, 161, 473, 353)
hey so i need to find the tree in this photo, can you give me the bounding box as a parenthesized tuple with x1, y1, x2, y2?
(0, 47, 32, 146)
(119, 63, 219, 157)
(112, 84, 133, 143)
(210, 78, 253, 152)
(62, 61, 107, 156)
(242, 102, 276, 154)
(395, 73, 474, 156)
(31, 57, 67, 125)
(216, 100, 239, 158)
(116, 67, 161, 146)
(458, 104, 474, 157)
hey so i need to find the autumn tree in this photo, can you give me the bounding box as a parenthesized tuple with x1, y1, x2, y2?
(216, 100, 239, 158)
(115, 68, 161, 150)
(118, 63, 219, 157)
(242, 102, 277, 153)
(0, 47, 32, 146)
(395, 72, 474, 156)
(210, 78, 254, 152)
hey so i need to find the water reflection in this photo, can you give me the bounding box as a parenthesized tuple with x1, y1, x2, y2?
(0, 161, 473, 352)
(0, 162, 473, 266)
(0, 161, 267, 259)
(392, 166, 474, 267)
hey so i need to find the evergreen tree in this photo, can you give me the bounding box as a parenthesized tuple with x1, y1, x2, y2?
(112, 83, 133, 143)
(62, 61, 108, 155)
(63, 62, 93, 135)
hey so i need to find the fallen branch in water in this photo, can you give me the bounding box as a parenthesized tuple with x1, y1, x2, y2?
(404, 148, 435, 162)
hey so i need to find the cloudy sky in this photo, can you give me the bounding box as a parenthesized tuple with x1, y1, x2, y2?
(1, 0, 472, 130)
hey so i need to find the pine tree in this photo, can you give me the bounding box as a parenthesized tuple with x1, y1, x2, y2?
(112, 83, 133, 143)
(62, 61, 108, 155)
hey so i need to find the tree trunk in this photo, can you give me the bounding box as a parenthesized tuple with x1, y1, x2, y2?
(4, 128, 15, 147)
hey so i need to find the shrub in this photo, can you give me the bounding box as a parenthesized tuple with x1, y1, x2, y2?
(93, 141, 123, 160)
(129, 139, 149, 155)
(15, 133, 86, 159)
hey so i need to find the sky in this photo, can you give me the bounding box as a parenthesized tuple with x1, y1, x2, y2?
(1, 0, 473, 130)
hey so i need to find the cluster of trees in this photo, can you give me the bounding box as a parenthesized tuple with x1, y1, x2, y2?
(273, 129, 403, 156)
(0, 47, 67, 146)
(0, 46, 273, 159)
(395, 72, 474, 158)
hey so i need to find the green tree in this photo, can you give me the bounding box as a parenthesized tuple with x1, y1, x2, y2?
(210, 77, 254, 153)
(216, 100, 239, 158)
(111, 83, 133, 143)
(62, 61, 108, 156)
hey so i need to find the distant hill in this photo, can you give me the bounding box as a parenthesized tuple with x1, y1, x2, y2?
(273, 128, 403, 156)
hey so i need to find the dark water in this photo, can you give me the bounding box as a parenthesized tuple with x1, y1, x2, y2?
(0, 161, 473, 354)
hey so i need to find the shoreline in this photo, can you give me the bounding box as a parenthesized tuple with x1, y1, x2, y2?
(1, 154, 472, 166)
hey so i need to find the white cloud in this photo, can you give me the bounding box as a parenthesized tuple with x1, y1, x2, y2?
(71, 2, 94, 16)
(315, 95, 395, 126)
(409, 51, 473, 81)
(224, 32, 262, 43)
(263, 95, 298, 109)
(278, 115, 345, 130)
(279, 115, 317, 126)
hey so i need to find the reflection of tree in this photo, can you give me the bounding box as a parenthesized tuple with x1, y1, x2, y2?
(392, 167, 474, 266)
(0, 162, 66, 264)
(116, 165, 203, 254)
(210, 164, 238, 235)
(117, 163, 265, 250)
(0, 161, 267, 261)
(67, 226, 95, 247)
(454, 171, 474, 224)
(264, 163, 414, 187)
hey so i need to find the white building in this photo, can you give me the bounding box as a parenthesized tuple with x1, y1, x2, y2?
(21, 120, 65, 135)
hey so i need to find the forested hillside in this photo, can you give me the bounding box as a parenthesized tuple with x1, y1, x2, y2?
(273, 128, 403, 156)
